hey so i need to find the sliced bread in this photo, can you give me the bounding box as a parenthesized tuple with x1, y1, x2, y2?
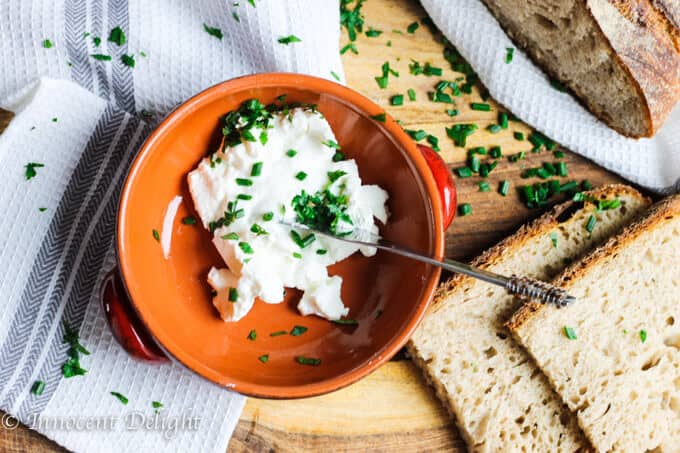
(479, 0, 680, 137)
(407, 185, 650, 452)
(508, 194, 680, 451)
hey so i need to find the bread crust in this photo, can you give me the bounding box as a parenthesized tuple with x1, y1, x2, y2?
(507, 193, 680, 332)
(429, 184, 650, 314)
(480, 0, 680, 137)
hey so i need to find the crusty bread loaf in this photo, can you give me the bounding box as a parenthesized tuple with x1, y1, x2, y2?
(480, 0, 680, 138)
(407, 185, 650, 452)
(508, 194, 680, 451)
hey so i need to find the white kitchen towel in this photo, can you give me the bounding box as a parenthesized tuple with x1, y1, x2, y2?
(422, 0, 680, 193)
(0, 1, 342, 453)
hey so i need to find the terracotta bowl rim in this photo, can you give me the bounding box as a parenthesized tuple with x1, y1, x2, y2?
(116, 72, 444, 398)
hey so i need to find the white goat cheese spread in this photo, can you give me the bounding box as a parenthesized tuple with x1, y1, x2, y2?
(187, 103, 388, 322)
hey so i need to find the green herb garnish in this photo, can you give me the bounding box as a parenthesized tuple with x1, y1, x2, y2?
(499, 180, 510, 196)
(550, 232, 558, 248)
(247, 329, 257, 341)
(258, 354, 269, 363)
(470, 103, 491, 112)
(564, 326, 577, 340)
(487, 124, 501, 134)
(333, 319, 358, 325)
(328, 170, 347, 183)
(478, 181, 491, 192)
(121, 54, 135, 68)
(43, 39, 53, 49)
(295, 356, 321, 366)
(331, 71, 341, 81)
(222, 232, 239, 241)
(513, 131, 524, 141)
(236, 178, 253, 186)
(407, 22, 419, 33)
(262, 212, 274, 221)
(203, 24, 223, 40)
(295, 171, 307, 181)
(250, 223, 268, 236)
(370, 113, 386, 122)
(407, 89, 416, 101)
(31, 380, 46, 395)
(446, 124, 478, 147)
(290, 230, 316, 248)
(505, 47, 514, 63)
(152, 229, 160, 241)
(24, 162, 45, 180)
(182, 216, 197, 225)
(91, 54, 112, 61)
(640, 330, 647, 343)
(286, 149, 297, 158)
(110, 392, 128, 405)
(290, 325, 308, 336)
(456, 167, 473, 178)
(108, 26, 126, 46)
(585, 215, 596, 234)
(238, 242, 254, 254)
(278, 35, 302, 45)
(322, 139, 341, 150)
(270, 330, 287, 337)
(228, 287, 238, 302)
(152, 401, 163, 410)
(458, 203, 472, 216)
(391, 94, 404, 106)
(316, 249, 327, 255)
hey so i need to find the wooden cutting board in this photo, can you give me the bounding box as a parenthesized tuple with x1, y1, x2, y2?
(0, 0, 625, 451)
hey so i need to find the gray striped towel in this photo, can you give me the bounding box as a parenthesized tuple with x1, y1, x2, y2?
(0, 1, 342, 451)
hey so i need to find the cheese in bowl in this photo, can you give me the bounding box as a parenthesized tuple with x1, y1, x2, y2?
(187, 99, 389, 322)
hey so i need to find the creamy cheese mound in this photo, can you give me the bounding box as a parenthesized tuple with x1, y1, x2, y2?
(187, 106, 388, 322)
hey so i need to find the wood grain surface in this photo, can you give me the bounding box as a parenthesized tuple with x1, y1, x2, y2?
(0, 0, 628, 451)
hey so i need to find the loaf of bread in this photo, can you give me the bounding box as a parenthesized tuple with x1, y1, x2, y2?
(480, 0, 680, 138)
(509, 194, 680, 451)
(407, 185, 650, 452)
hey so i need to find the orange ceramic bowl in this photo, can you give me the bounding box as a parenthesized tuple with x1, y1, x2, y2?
(117, 73, 444, 398)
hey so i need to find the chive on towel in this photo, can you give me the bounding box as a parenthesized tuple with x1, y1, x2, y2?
(421, 0, 680, 194)
(0, 1, 342, 452)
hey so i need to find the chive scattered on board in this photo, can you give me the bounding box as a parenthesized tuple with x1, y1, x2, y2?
(499, 180, 510, 196)
(458, 203, 472, 216)
(407, 88, 416, 101)
(391, 94, 404, 106)
(564, 326, 577, 340)
(470, 103, 491, 112)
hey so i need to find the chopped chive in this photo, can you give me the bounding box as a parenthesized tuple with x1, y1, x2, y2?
(469, 155, 481, 173)
(110, 391, 128, 405)
(251, 161, 263, 176)
(278, 35, 302, 45)
(550, 78, 567, 92)
(152, 229, 160, 241)
(456, 167, 473, 178)
(550, 232, 558, 248)
(203, 23, 223, 40)
(316, 249, 327, 255)
(295, 356, 321, 366)
(564, 326, 577, 340)
(262, 212, 274, 221)
(222, 232, 239, 240)
(236, 178, 253, 186)
(513, 131, 525, 141)
(292, 252, 302, 259)
(258, 354, 269, 363)
(24, 162, 45, 180)
(330, 71, 341, 81)
(250, 223, 268, 235)
(446, 123, 478, 147)
(286, 149, 297, 157)
(270, 330, 287, 337)
(391, 94, 404, 106)
(487, 124, 502, 134)
(505, 47, 514, 63)
(499, 112, 509, 129)
(182, 216, 197, 225)
(426, 134, 440, 151)
(31, 380, 46, 395)
(238, 242, 254, 254)
(228, 287, 238, 302)
(332, 151, 346, 162)
(290, 230, 316, 248)
(247, 329, 257, 341)
(295, 171, 307, 181)
(407, 22, 419, 33)
(581, 180, 593, 190)
(585, 215, 596, 234)
(152, 401, 163, 410)
(43, 39, 53, 48)
(91, 54, 112, 61)
(322, 139, 341, 150)
(553, 150, 565, 158)
(340, 43, 358, 55)
(640, 329, 647, 343)
(365, 28, 383, 37)
(499, 180, 510, 196)
(407, 88, 416, 101)
(470, 103, 491, 112)
(108, 26, 126, 46)
(489, 146, 502, 158)
(406, 129, 427, 141)
(559, 180, 580, 192)
(458, 203, 472, 216)
(237, 194, 253, 201)
(370, 113, 386, 122)
(290, 325, 308, 336)
(446, 109, 459, 117)
(38, 207, 47, 212)
(478, 181, 491, 192)
(557, 161, 568, 177)
(332, 319, 358, 325)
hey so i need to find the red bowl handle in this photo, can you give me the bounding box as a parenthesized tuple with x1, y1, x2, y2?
(417, 144, 456, 229)
(101, 269, 169, 362)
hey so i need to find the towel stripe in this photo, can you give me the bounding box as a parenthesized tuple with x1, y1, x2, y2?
(0, 106, 148, 421)
(108, 0, 135, 112)
(64, 0, 94, 91)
